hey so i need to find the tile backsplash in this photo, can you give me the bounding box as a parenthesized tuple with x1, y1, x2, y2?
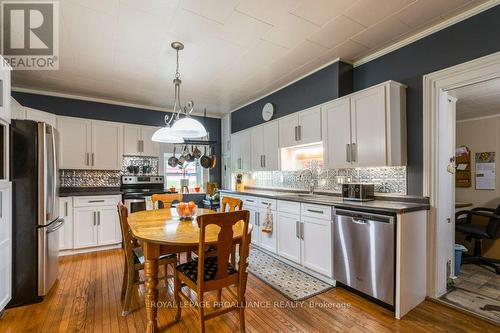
(238, 165, 407, 195)
(60, 155, 160, 187)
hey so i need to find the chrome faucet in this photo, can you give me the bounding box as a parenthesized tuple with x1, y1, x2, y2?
(300, 168, 317, 194)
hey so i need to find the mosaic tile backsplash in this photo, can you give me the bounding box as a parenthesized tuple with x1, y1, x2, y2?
(239, 165, 407, 195)
(60, 156, 160, 187)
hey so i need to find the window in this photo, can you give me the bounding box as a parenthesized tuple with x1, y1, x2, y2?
(163, 153, 204, 190)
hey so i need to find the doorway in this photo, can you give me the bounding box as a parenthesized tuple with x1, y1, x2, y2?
(424, 51, 500, 322)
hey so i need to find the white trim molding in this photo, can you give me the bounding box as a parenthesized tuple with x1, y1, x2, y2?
(353, 0, 499, 67)
(11, 86, 222, 119)
(423, 51, 500, 297)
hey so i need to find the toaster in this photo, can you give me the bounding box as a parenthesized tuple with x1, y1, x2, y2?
(342, 183, 375, 201)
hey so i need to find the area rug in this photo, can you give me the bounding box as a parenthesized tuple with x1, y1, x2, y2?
(247, 247, 332, 301)
(440, 288, 500, 322)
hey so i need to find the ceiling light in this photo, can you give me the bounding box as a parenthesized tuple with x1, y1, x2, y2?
(152, 41, 208, 142)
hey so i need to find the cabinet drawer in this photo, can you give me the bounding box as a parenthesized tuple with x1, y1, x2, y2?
(277, 200, 301, 215)
(241, 195, 258, 207)
(301, 203, 332, 220)
(73, 195, 121, 207)
(258, 197, 277, 210)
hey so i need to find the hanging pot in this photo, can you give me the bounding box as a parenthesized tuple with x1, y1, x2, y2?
(193, 145, 202, 159)
(185, 145, 195, 163)
(178, 145, 187, 165)
(200, 145, 212, 169)
(209, 145, 217, 169)
(168, 146, 179, 167)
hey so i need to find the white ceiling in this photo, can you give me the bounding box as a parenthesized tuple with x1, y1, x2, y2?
(451, 78, 500, 120)
(11, 0, 488, 116)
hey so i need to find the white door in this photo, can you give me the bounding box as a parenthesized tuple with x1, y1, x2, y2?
(25, 108, 57, 128)
(278, 114, 298, 148)
(298, 107, 322, 145)
(239, 130, 252, 171)
(259, 209, 276, 253)
(231, 133, 241, 171)
(323, 98, 352, 168)
(351, 86, 386, 167)
(58, 197, 73, 250)
(97, 206, 121, 246)
(302, 217, 332, 277)
(0, 183, 12, 311)
(73, 207, 98, 248)
(141, 126, 160, 157)
(123, 125, 142, 156)
(250, 126, 264, 170)
(263, 121, 279, 170)
(92, 121, 123, 170)
(277, 212, 301, 264)
(436, 93, 457, 295)
(57, 117, 92, 169)
(248, 206, 260, 246)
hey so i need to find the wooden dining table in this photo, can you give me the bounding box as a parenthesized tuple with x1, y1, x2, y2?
(127, 208, 252, 333)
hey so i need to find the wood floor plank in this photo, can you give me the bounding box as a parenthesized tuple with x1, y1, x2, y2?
(1, 249, 498, 333)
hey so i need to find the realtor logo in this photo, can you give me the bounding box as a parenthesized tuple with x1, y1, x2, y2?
(1, 1, 59, 70)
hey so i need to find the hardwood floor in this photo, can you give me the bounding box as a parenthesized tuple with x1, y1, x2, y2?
(0, 249, 497, 333)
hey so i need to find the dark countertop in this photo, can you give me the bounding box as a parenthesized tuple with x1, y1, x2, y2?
(59, 187, 123, 197)
(219, 189, 430, 214)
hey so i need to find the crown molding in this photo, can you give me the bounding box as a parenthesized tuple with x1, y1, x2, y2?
(353, 1, 499, 67)
(11, 86, 222, 119)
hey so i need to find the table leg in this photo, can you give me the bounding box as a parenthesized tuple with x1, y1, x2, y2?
(144, 242, 160, 333)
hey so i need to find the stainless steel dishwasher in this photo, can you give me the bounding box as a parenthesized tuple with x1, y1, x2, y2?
(333, 209, 395, 306)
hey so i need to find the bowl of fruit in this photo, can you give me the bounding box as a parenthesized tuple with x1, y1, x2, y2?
(176, 201, 197, 220)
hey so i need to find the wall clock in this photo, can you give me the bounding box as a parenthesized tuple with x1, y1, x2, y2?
(262, 102, 275, 121)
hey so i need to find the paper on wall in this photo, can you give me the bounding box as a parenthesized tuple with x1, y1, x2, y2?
(475, 152, 495, 190)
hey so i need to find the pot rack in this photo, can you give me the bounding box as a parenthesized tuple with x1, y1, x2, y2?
(173, 139, 217, 148)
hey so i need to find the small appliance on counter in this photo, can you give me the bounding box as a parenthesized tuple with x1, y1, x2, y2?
(341, 183, 375, 202)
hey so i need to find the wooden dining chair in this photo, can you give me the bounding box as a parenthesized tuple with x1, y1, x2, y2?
(151, 193, 183, 209)
(173, 210, 251, 333)
(221, 196, 243, 212)
(117, 203, 178, 316)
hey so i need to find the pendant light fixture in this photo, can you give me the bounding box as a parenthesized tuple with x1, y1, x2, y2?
(152, 41, 207, 143)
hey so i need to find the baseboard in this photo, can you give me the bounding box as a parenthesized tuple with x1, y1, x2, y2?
(59, 243, 122, 256)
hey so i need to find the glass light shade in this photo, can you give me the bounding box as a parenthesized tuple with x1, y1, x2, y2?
(170, 117, 207, 138)
(151, 127, 184, 143)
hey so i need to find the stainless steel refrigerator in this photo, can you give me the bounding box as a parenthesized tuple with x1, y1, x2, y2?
(9, 120, 63, 307)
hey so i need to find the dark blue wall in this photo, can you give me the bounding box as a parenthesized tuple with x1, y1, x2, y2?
(231, 5, 500, 195)
(231, 61, 353, 132)
(354, 5, 500, 195)
(12, 92, 222, 185)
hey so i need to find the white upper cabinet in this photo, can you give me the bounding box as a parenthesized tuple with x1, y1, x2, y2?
(0, 61, 11, 123)
(323, 81, 406, 168)
(252, 121, 280, 171)
(322, 97, 352, 168)
(92, 121, 123, 170)
(58, 117, 92, 170)
(250, 126, 264, 170)
(231, 130, 251, 172)
(279, 106, 322, 148)
(123, 124, 159, 157)
(58, 116, 123, 170)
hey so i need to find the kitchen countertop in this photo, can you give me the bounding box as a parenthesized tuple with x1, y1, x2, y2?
(59, 187, 123, 197)
(219, 189, 430, 214)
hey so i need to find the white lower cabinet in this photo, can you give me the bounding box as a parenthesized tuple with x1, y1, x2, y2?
(248, 206, 260, 246)
(59, 197, 73, 250)
(277, 212, 301, 264)
(301, 216, 332, 277)
(62, 195, 121, 252)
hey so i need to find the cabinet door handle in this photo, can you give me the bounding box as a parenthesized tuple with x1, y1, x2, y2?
(91, 152, 95, 166)
(260, 155, 264, 168)
(86, 153, 90, 166)
(296, 221, 300, 239)
(263, 155, 266, 168)
(346, 144, 351, 163)
(93, 211, 96, 226)
(88, 199, 105, 203)
(307, 209, 324, 214)
(351, 142, 357, 162)
(294, 126, 298, 141)
(138, 140, 141, 153)
(98, 211, 101, 225)
(65, 201, 68, 217)
(300, 222, 304, 239)
(298, 125, 302, 141)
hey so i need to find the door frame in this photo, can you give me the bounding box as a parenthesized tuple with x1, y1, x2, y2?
(423, 51, 500, 298)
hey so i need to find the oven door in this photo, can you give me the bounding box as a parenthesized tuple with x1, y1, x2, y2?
(124, 198, 146, 213)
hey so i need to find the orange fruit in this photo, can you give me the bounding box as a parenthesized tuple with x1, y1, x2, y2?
(183, 208, 191, 216)
(188, 201, 196, 209)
